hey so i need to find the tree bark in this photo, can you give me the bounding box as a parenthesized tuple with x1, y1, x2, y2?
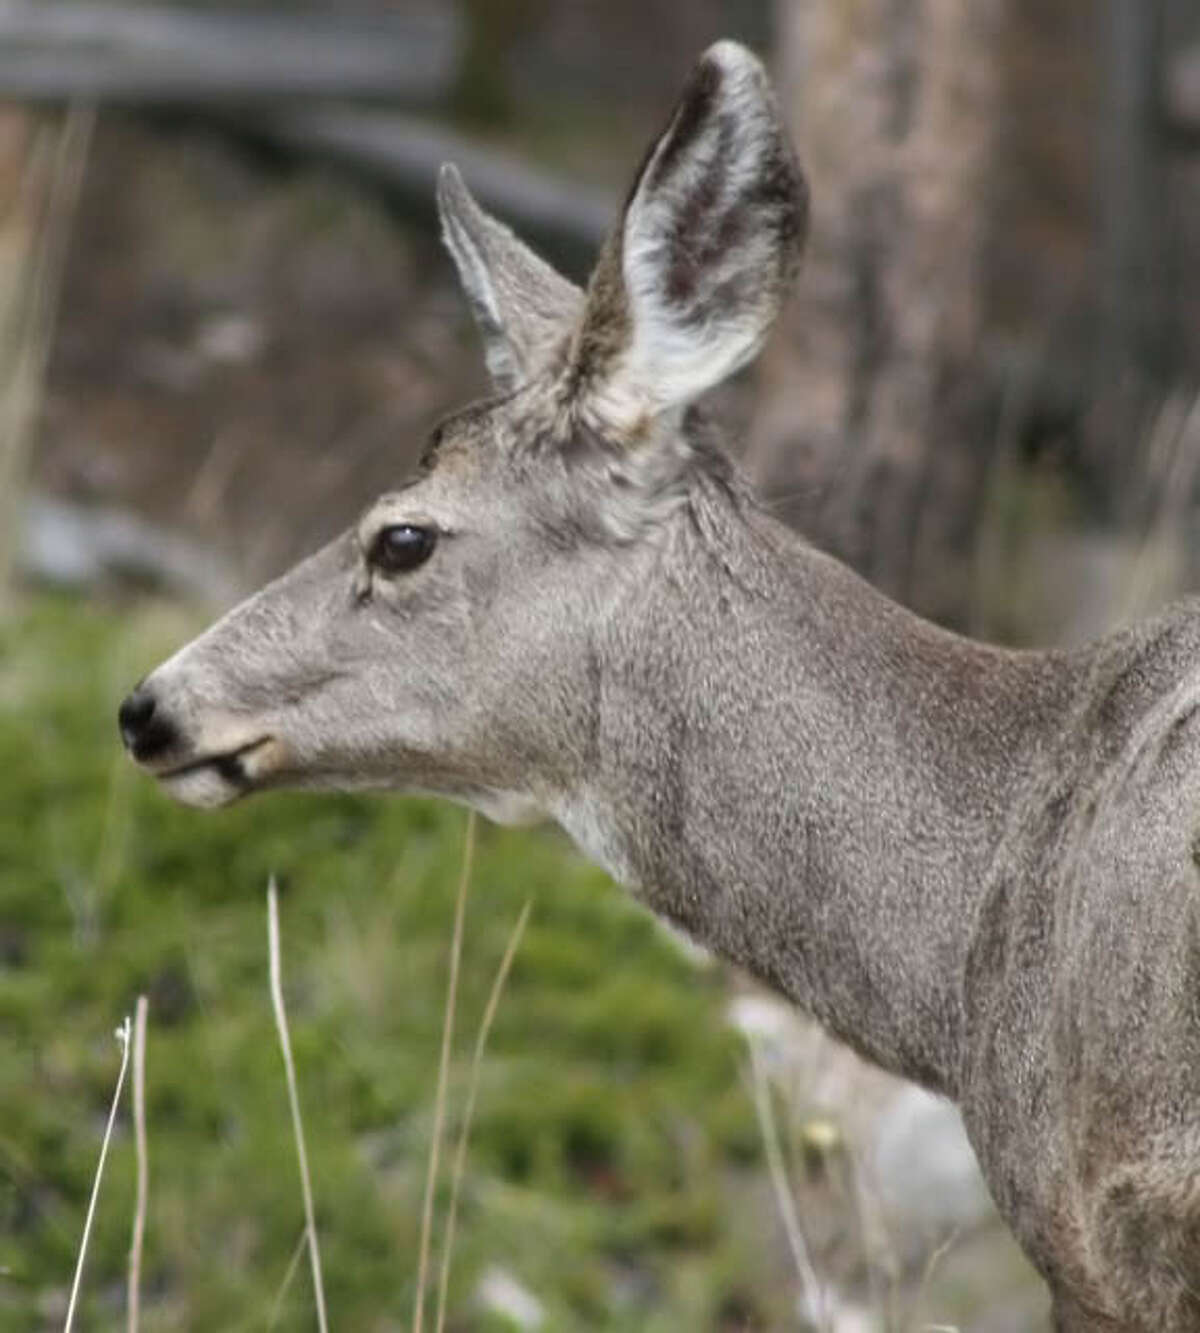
(1099, 0, 1170, 386)
(752, 0, 1006, 626)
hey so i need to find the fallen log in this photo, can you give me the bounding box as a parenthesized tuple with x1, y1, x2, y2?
(0, 2, 612, 263)
(0, 1, 460, 106)
(253, 106, 614, 273)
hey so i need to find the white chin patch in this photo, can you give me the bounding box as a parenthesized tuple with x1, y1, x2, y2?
(463, 790, 545, 827)
(160, 765, 243, 810)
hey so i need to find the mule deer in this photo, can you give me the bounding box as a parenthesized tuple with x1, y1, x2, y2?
(119, 42, 1200, 1331)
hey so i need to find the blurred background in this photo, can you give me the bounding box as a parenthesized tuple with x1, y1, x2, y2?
(2, 0, 1199, 1329)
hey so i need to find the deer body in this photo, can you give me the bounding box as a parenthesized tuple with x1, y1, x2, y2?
(119, 43, 1200, 1330)
(541, 470, 1200, 1329)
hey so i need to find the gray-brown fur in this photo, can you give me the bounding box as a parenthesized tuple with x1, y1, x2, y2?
(119, 42, 1200, 1331)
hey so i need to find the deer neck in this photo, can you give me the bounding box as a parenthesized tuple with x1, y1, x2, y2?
(552, 480, 1074, 1097)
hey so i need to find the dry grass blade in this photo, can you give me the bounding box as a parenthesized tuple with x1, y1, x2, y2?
(746, 1037, 829, 1333)
(126, 994, 148, 1333)
(434, 898, 533, 1333)
(266, 1228, 310, 1331)
(64, 1014, 131, 1333)
(267, 878, 330, 1333)
(1118, 391, 1200, 622)
(908, 1227, 962, 1333)
(412, 810, 476, 1333)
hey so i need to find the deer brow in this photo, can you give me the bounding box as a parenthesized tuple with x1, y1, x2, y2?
(419, 397, 514, 470)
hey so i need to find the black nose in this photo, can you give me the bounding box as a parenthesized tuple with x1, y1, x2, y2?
(118, 685, 177, 762)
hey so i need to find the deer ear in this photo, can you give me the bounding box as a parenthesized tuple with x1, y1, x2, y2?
(437, 164, 584, 393)
(575, 41, 808, 437)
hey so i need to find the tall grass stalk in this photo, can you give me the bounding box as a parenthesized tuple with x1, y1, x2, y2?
(746, 1037, 829, 1333)
(126, 995, 149, 1333)
(434, 898, 533, 1333)
(0, 106, 93, 605)
(63, 1014, 131, 1333)
(266, 1228, 310, 1331)
(267, 878, 329, 1333)
(1117, 391, 1200, 623)
(909, 1228, 963, 1333)
(412, 810, 476, 1333)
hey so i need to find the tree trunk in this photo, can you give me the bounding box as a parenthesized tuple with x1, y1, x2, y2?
(1099, 0, 1170, 390)
(752, 0, 1005, 626)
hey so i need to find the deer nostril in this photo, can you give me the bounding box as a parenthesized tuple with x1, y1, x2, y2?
(119, 687, 155, 735)
(118, 686, 177, 761)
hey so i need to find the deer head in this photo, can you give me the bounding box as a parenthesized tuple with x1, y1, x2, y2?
(118, 41, 807, 821)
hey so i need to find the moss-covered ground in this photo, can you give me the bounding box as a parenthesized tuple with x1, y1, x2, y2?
(0, 591, 783, 1331)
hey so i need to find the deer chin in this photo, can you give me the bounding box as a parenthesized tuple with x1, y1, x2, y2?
(157, 736, 286, 809)
(456, 787, 546, 827)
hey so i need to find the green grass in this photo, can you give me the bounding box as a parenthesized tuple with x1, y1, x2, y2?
(0, 591, 776, 1331)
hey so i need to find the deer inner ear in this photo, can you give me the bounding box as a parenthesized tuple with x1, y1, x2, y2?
(571, 41, 808, 438)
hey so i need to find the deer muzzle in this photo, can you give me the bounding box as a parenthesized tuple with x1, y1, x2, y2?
(117, 680, 286, 808)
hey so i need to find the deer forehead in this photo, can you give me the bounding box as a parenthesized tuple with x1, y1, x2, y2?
(365, 393, 620, 534)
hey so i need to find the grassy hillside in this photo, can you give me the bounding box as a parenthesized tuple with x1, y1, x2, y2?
(0, 592, 776, 1331)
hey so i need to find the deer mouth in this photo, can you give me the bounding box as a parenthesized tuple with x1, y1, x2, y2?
(157, 736, 284, 808)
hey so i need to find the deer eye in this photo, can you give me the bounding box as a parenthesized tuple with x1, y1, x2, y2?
(368, 524, 436, 575)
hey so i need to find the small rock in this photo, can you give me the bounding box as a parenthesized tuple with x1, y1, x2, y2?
(18, 492, 236, 604)
(476, 1265, 544, 1331)
(195, 312, 266, 365)
(871, 1084, 991, 1235)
